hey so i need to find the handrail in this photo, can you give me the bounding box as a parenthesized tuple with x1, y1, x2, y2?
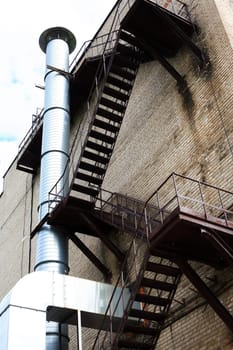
(69, 30, 120, 72)
(145, 172, 233, 206)
(17, 108, 44, 156)
(95, 173, 233, 229)
(17, 0, 191, 177)
(69, 40, 92, 71)
(91, 172, 233, 348)
(48, 1, 124, 210)
(92, 194, 150, 349)
(143, 173, 233, 228)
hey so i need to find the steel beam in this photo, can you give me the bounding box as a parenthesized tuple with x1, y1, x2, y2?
(201, 229, 233, 266)
(68, 233, 112, 280)
(79, 213, 125, 262)
(135, 34, 187, 90)
(153, 4, 207, 64)
(176, 259, 233, 331)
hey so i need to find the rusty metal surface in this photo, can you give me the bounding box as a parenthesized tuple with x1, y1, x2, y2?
(31, 173, 233, 269)
(150, 207, 233, 267)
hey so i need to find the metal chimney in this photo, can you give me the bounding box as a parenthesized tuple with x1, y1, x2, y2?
(35, 27, 76, 349)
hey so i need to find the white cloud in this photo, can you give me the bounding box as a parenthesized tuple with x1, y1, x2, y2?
(0, 0, 117, 191)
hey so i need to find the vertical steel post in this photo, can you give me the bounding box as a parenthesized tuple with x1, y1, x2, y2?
(36, 27, 76, 350)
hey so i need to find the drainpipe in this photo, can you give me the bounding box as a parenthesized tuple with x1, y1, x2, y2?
(35, 27, 76, 349)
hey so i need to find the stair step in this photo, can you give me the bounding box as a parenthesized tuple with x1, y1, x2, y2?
(129, 308, 167, 322)
(146, 262, 181, 277)
(117, 42, 141, 59)
(100, 97, 126, 113)
(118, 339, 152, 349)
(72, 184, 99, 197)
(79, 161, 106, 175)
(124, 323, 159, 336)
(141, 278, 175, 291)
(120, 31, 141, 49)
(110, 64, 136, 81)
(107, 76, 132, 91)
(86, 140, 112, 155)
(114, 54, 138, 70)
(83, 150, 109, 164)
(76, 172, 103, 186)
(89, 130, 116, 144)
(93, 118, 120, 133)
(135, 293, 169, 307)
(103, 86, 129, 102)
(97, 107, 123, 124)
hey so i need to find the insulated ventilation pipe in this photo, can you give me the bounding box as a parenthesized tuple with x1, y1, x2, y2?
(35, 27, 76, 349)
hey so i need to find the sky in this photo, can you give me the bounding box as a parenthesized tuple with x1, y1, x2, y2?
(0, 0, 117, 191)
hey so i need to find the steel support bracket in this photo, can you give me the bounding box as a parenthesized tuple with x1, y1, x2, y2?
(153, 5, 209, 67)
(68, 232, 112, 281)
(47, 64, 73, 79)
(176, 258, 233, 331)
(201, 228, 233, 266)
(79, 212, 125, 262)
(135, 34, 188, 92)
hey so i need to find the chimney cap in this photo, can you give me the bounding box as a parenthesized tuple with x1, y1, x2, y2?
(39, 27, 76, 54)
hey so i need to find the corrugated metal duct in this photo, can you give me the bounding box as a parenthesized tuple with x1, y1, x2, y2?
(35, 27, 76, 350)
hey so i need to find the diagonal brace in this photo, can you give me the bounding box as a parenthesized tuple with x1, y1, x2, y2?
(68, 232, 112, 281)
(201, 228, 233, 266)
(153, 4, 208, 65)
(176, 258, 233, 331)
(135, 34, 187, 91)
(79, 212, 125, 262)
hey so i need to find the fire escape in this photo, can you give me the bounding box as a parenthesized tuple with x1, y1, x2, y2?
(16, 0, 233, 349)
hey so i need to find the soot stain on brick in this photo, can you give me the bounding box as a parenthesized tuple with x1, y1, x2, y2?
(178, 80, 195, 119)
(179, 51, 212, 129)
(199, 158, 208, 183)
(194, 51, 212, 81)
(190, 26, 213, 80)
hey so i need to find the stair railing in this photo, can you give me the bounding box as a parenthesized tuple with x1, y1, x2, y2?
(91, 201, 152, 349)
(109, 0, 190, 27)
(91, 173, 233, 348)
(17, 0, 191, 186)
(135, 173, 233, 228)
(91, 187, 174, 349)
(17, 0, 193, 211)
(48, 1, 125, 210)
(67, 36, 125, 192)
(17, 108, 44, 159)
(48, 5, 148, 209)
(95, 189, 161, 235)
(69, 0, 190, 72)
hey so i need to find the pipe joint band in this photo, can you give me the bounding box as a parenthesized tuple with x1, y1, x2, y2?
(41, 149, 70, 161)
(37, 199, 62, 213)
(34, 260, 70, 273)
(43, 106, 70, 116)
(46, 332, 70, 342)
(44, 68, 70, 82)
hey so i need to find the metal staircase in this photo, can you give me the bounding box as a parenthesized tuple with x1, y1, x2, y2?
(117, 253, 182, 349)
(70, 29, 143, 202)
(87, 174, 233, 349)
(89, 186, 183, 349)
(92, 248, 181, 350)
